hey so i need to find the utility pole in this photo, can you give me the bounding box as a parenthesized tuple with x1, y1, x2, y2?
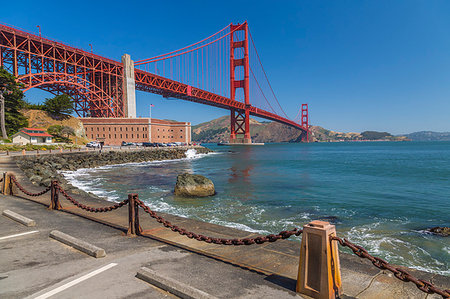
(0, 86, 8, 139)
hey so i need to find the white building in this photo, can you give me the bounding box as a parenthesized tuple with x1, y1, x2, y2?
(12, 128, 53, 145)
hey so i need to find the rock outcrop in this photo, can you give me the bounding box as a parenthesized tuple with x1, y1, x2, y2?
(426, 227, 449, 237)
(174, 173, 215, 197)
(15, 147, 212, 195)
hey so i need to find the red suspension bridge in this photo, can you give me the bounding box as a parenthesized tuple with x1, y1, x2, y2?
(0, 21, 309, 143)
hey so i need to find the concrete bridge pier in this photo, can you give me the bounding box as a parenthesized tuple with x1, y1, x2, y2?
(122, 54, 136, 118)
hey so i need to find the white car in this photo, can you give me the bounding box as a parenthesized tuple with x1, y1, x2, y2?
(86, 142, 100, 148)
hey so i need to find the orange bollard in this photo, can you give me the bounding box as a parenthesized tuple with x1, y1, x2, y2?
(297, 220, 342, 299)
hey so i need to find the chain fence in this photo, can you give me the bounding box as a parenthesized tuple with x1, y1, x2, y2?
(11, 175, 52, 197)
(331, 236, 450, 298)
(57, 185, 129, 212)
(4, 174, 449, 298)
(135, 196, 303, 245)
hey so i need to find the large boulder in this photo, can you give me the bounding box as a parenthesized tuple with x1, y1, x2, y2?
(174, 173, 215, 197)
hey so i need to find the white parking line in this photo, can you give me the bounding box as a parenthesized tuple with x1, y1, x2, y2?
(33, 263, 118, 299)
(0, 230, 39, 240)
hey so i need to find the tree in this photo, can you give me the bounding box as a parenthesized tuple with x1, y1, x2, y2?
(61, 126, 75, 138)
(0, 67, 28, 138)
(47, 125, 63, 136)
(43, 94, 74, 117)
(48, 125, 74, 143)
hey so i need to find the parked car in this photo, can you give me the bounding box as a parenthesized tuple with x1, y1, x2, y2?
(142, 142, 156, 147)
(86, 141, 100, 148)
(121, 141, 135, 146)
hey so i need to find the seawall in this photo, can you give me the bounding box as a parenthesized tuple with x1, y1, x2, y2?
(14, 146, 212, 197)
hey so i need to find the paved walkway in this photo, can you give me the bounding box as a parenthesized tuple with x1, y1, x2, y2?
(0, 145, 199, 158)
(1, 155, 448, 298)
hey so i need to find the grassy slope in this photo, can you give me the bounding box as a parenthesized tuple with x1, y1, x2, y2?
(20, 109, 90, 144)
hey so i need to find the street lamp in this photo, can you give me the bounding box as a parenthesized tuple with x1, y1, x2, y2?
(36, 25, 41, 38)
(89, 44, 93, 53)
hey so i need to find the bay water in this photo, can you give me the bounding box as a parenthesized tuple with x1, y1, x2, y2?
(62, 141, 450, 275)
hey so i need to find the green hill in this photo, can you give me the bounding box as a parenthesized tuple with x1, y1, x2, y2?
(192, 116, 409, 143)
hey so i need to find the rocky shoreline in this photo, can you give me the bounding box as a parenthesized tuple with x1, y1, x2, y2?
(14, 147, 212, 197)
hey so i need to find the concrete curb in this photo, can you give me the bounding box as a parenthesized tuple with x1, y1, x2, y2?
(2, 209, 36, 227)
(49, 230, 106, 258)
(136, 267, 218, 299)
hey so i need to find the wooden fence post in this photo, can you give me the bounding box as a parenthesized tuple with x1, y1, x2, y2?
(1, 172, 6, 195)
(127, 193, 142, 236)
(49, 180, 61, 210)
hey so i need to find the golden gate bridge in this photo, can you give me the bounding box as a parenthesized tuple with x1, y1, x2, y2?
(0, 21, 309, 143)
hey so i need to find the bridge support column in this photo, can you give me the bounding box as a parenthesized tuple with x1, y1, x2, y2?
(230, 109, 251, 144)
(301, 104, 309, 142)
(122, 54, 136, 118)
(229, 22, 251, 144)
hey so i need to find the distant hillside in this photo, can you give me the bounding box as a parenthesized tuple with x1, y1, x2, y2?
(402, 131, 450, 141)
(192, 116, 304, 143)
(192, 116, 408, 143)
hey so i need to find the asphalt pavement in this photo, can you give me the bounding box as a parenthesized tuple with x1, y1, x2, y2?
(0, 194, 303, 299)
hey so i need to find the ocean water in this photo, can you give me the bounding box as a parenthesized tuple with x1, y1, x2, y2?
(61, 142, 450, 275)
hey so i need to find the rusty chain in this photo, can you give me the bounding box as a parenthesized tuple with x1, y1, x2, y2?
(6, 175, 449, 297)
(56, 184, 129, 212)
(331, 236, 450, 298)
(135, 198, 302, 245)
(11, 175, 52, 197)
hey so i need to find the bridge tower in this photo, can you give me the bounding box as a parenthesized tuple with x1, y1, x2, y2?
(229, 22, 251, 144)
(301, 104, 309, 142)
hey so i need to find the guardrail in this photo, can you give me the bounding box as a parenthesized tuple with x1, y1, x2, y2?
(2, 172, 449, 299)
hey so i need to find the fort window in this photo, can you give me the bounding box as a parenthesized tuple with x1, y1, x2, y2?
(126, 134, 128, 138)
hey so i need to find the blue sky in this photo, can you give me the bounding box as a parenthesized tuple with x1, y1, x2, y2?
(2, 0, 450, 134)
